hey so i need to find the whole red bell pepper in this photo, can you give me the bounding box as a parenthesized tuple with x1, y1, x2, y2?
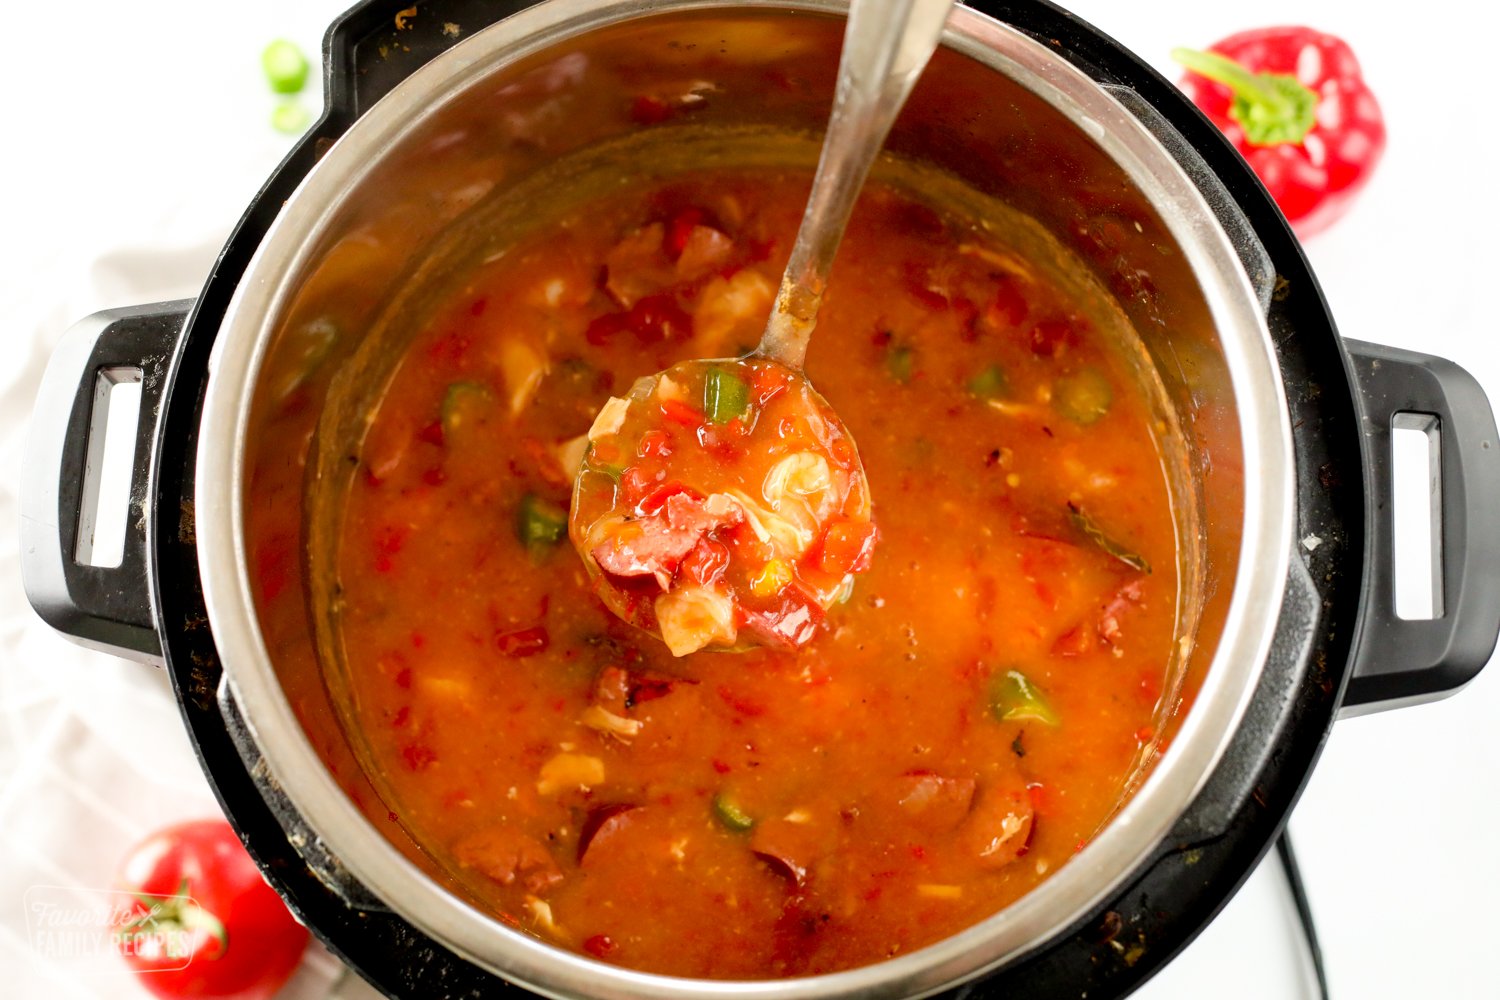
(1173, 27, 1386, 238)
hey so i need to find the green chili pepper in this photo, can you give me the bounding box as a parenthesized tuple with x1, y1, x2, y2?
(967, 364, 1009, 400)
(712, 792, 756, 832)
(703, 367, 751, 424)
(990, 670, 1059, 725)
(1053, 367, 1113, 424)
(440, 381, 495, 437)
(270, 101, 312, 135)
(886, 345, 915, 384)
(261, 39, 310, 95)
(516, 494, 568, 549)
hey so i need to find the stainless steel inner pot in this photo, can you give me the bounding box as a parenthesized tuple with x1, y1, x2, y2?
(194, 1, 1294, 997)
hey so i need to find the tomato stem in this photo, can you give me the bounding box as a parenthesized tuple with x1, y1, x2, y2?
(1171, 47, 1319, 147)
(123, 879, 230, 954)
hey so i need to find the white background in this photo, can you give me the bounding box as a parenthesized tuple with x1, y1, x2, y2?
(1, 1, 1496, 998)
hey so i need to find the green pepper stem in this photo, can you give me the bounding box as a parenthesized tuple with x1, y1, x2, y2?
(1172, 48, 1282, 106)
(1171, 47, 1319, 147)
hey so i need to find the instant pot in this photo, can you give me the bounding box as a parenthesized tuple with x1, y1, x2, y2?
(20, 1, 1500, 997)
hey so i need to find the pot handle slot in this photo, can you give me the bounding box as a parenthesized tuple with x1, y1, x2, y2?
(20, 301, 192, 664)
(1341, 339, 1500, 716)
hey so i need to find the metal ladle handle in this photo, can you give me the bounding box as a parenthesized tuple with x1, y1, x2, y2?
(757, 0, 955, 369)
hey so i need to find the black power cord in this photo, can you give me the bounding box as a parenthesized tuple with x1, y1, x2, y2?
(1275, 830, 1331, 1000)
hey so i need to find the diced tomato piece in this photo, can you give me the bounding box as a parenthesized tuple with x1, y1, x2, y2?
(723, 521, 772, 567)
(584, 934, 618, 959)
(617, 465, 659, 506)
(585, 310, 630, 346)
(679, 536, 731, 588)
(638, 429, 673, 458)
(626, 293, 692, 344)
(991, 276, 1029, 327)
(750, 363, 792, 405)
(636, 481, 699, 516)
(469, 297, 488, 317)
(1029, 317, 1079, 357)
(664, 207, 706, 259)
(660, 397, 704, 427)
(630, 94, 673, 125)
(496, 624, 550, 658)
(417, 419, 445, 446)
(815, 519, 879, 576)
(402, 743, 437, 770)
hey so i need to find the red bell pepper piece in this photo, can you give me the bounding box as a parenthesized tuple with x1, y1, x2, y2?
(815, 518, 880, 577)
(1173, 27, 1385, 238)
(659, 397, 704, 428)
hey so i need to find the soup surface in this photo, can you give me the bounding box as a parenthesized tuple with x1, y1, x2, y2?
(329, 169, 1179, 977)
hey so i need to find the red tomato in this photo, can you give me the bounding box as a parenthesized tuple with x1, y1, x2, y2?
(114, 820, 307, 1000)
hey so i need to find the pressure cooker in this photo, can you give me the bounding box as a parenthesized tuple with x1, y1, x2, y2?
(20, 1, 1500, 997)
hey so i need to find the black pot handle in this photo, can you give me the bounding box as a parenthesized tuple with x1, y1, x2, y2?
(1341, 339, 1500, 715)
(20, 301, 192, 663)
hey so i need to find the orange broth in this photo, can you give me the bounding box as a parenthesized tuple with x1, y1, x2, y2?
(330, 170, 1179, 977)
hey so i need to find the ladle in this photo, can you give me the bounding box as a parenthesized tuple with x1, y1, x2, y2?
(570, 0, 955, 655)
